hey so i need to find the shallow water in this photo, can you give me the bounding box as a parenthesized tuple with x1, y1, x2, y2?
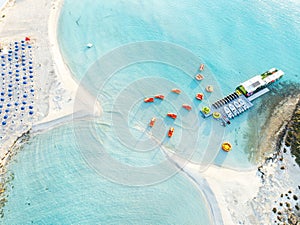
(3, 123, 212, 224)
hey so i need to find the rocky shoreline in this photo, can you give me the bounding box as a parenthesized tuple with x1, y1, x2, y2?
(285, 99, 300, 166)
(246, 82, 300, 163)
(254, 96, 300, 225)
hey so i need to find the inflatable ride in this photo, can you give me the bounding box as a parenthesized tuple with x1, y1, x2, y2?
(168, 127, 174, 137)
(221, 142, 232, 152)
(196, 93, 204, 100)
(167, 113, 177, 119)
(206, 85, 214, 93)
(149, 117, 156, 127)
(155, 94, 165, 100)
(144, 97, 154, 103)
(171, 89, 181, 94)
(199, 64, 205, 71)
(202, 106, 211, 115)
(195, 74, 204, 81)
(182, 104, 192, 111)
(212, 112, 221, 119)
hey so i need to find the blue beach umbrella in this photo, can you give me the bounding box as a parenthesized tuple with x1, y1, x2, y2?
(29, 70, 33, 73)
(16, 78, 20, 82)
(22, 101, 26, 105)
(0, 98, 4, 102)
(29, 111, 34, 115)
(0, 105, 2, 108)
(20, 106, 25, 110)
(0, 92, 4, 96)
(22, 68, 26, 71)
(29, 75, 33, 79)
(16, 69, 20, 73)
(1, 63, 5, 66)
(23, 76, 27, 80)
(28, 45, 32, 49)
(30, 89, 34, 93)
(23, 94, 27, 98)
(3, 115, 8, 119)
(5, 109, 9, 113)
(8, 71, 12, 74)
(23, 81, 27, 84)
(14, 102, 18, 106)
(29, 105, 33, 109)
(29, 66, 33, 70)
(15, 64, 19, 67)
(8, 93, 12, 97)
(7, 103, 11, 107)
(1, 56, 4, 59)
(2, 121, 6, 126)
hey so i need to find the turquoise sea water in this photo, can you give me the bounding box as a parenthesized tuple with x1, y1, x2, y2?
(3, 0, 300, 224)
(3, 123, 212, 224)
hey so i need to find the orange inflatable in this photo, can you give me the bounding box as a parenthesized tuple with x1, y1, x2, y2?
(182, 104, 192, 111)
(171, 89, 181, 94)
(195, 93, 204, 100)
(167, 113, 177, 119)
(154, 94, 165, 100)
(144, 97, 154, 103)
(168, 127, 174, 137)
(149, 117, 156, 127)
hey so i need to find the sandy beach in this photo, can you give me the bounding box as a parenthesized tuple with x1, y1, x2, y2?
(0, 0, 299, 224)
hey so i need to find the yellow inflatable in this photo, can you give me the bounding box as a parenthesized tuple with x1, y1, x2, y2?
(222, 142, 232, 152)
(212, 112, 221, 119)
